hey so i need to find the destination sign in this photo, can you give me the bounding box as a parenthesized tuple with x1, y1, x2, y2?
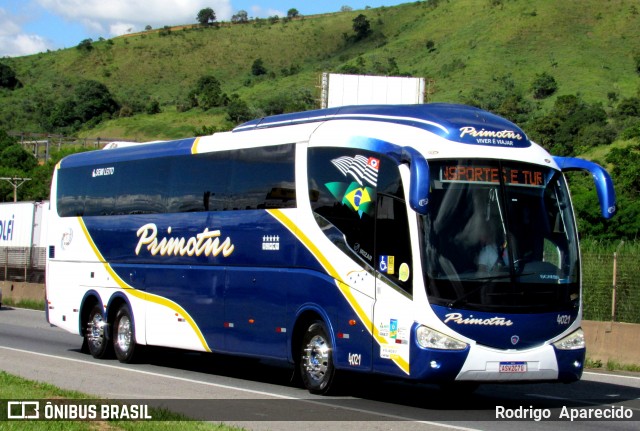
(440, 165, 545, 187)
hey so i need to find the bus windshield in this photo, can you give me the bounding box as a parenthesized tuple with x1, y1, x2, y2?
(421, 159, 580, 313)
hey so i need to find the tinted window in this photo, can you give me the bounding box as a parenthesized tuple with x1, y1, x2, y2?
(308, 147, 411, 294)
(57, 144, 296, 217)
(376, 194, 412, 294)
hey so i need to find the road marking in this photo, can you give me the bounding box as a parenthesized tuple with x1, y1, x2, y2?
(527, 393, 640, 411)
(0, 345, 295, 399)
(0, 345, 478, 430)
(584, 371, 640, 381)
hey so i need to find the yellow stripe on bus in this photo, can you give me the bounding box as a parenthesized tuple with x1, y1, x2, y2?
(191, 137, 202, 154)
(77, 217, 211, 352)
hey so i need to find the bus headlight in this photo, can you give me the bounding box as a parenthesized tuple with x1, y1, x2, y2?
(553, 328, 585, 350)
(416, 325, 467, 350)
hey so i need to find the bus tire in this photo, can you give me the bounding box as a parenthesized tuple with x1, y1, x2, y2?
(85, 303, 112, 359)
(113, 304, 139, 363)
(299, 321, 336, 395)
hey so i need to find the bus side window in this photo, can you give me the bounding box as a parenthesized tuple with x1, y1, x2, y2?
(376, 194, 412, 295)
(308, 147, 408, 281)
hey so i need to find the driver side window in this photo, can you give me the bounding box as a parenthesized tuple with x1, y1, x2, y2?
(308, 147, 411, 294)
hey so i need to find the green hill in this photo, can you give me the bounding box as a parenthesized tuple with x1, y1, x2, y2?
(1, 0, 639, 140)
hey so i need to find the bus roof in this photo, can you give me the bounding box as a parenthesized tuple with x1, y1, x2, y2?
(233, 103, 531, 149)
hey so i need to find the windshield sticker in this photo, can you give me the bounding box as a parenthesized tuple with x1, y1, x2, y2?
(325, 181, 375, 218)
(398, 263, 410, 282)
(331, 155, 380, 187)
(379, 255, 395, 275)
(325, 155, 380, 218)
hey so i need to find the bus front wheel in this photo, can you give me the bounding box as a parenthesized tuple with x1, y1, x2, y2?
(299, 321, 336, 395)
(113, 304, 139, 363)
(85, 303, 112, 359)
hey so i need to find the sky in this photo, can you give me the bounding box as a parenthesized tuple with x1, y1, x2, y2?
(0, 0, 410, 58)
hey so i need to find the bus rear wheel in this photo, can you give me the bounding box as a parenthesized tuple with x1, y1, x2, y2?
(113, 304, 139, 363)
(85, 303, 112, 359)
(299, 321, 336, 395)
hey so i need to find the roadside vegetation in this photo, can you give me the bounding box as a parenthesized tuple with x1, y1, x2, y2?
(1, 298, 45, 311)
(0, 371, 244, 429)
(584, 358, 640, 373)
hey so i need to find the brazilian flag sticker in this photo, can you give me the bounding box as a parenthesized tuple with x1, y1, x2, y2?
(325, 181, 376, 218)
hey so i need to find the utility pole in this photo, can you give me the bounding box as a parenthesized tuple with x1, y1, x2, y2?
(0, 177, 31, 202)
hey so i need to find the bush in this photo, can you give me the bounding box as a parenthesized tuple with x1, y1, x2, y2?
(76, 39, 94, 53)
(145, 100, 161, 115)
(531, 72, 558, 99)
(37, 80, 118, 132)
(251, 58, 267, 76)
(226, 94, 253, 124)
(189, 75, 227, 110)
(352, 14, 372, 41)
(0, 64, 20, 90)
(614, 97, 640, 119)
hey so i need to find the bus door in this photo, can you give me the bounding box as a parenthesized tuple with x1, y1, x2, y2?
(372, 193, 414, 376)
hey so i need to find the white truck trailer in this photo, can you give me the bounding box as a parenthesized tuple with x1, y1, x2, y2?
(0, 201, 49, 283)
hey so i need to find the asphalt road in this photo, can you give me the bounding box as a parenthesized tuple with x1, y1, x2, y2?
(1, 306, 639, 430)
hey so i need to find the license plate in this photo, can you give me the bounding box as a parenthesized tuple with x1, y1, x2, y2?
(499, 361, 527, 373)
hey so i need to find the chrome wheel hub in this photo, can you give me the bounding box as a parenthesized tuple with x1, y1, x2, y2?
(88, 313, 105, 347)
(303, 335, 329, 383)
(116, 315, 132, 352)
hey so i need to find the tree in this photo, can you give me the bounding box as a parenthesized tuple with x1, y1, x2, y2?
(197, 8, 216, 26)
(38, 80, 118, 132)
(0, 145, 37, 173)
(232, 10, 249, 24)
(190, 75, 227, 110)
(352, 14, 371, 41)
(531, 72, 558, 99)
(287, 8, 300, 19)
(251, 58, 267, 76)
(76, 38, 94, 53)
(0, 63, 20, 90)
(145, 100, 161, 115)
(73, 80, 119, 124)
(340, 5, 353, 12)
(226, 94, 253, 124)
(0, 129, 38, 201)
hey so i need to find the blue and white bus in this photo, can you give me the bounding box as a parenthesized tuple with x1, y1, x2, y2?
(45, 103, 616, 394)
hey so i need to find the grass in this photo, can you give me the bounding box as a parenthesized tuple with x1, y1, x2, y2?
(0, 371, 244, 429)
(585, 358, 640, 373)
(2, 298, 45, 311)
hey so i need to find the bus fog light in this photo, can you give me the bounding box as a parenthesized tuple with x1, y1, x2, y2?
(573, 360, 582, 369)
(416, 325, 467, 350)
(430, 360, 440, 369)
(553, 328, 585, 350)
